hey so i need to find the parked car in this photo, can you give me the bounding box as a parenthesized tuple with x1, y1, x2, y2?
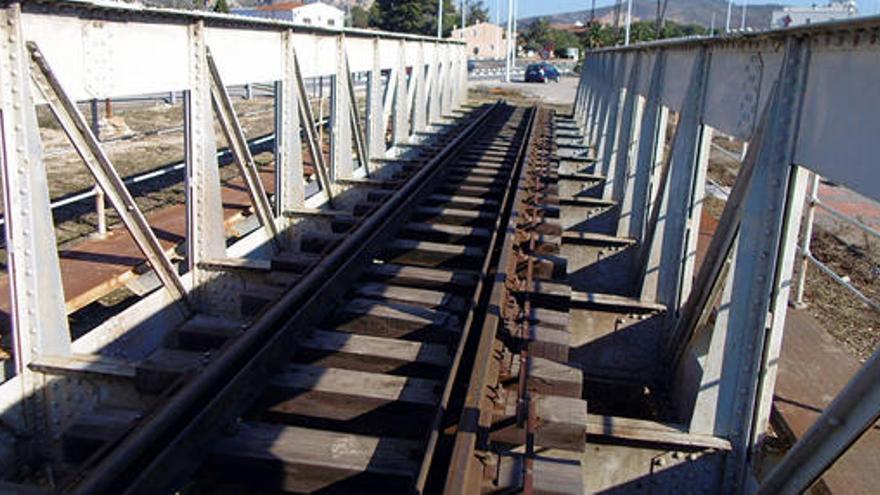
(524, 62, 560, 83)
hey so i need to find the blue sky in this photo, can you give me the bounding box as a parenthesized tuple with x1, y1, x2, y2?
(478, 0, 879, 21)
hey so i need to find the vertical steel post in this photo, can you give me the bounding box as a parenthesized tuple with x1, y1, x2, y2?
(428, 44, 442, 124)
(412, 42, 428, 133)
(90, 99, 107, 236)
(640, 48, 710, 310)
(698, 39, 809, 491)
(276, 30, 305, 217)
(611, 52, 642, 207)
(793, 171, 819, 307)
(598, 54, 626, 200)
(185, 21, 227, 288)
(391, 40, 409, 146)
(366, 37, 385, 160)
(0, 3, 71, 376)
(622, 52, 665, 241)
(678, 125, 713, 301)
(330, 35, 353, 180)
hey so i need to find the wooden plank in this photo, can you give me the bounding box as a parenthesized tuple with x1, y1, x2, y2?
(401, 222, 491, 245)
(423, 193, 500, 210)
(560, 231, 636, 246)
(365, 263, 479, 295)
(527, 325, 571, 363)
(558, 172, 605, 182)
(558, 196, 616, 208)
(570, 291, 667, 313)
(198, 257, 272, 273)
(30, 353, 136, 379)
(491, 394, 588, 451)
(352, 282, 466, 314)
(135, 348, 203, 394)
(523, 356, 583, 399)
(330, 298, 459, 343)
(62, 407, 142, 462)
(207, 422, 420, 493)
(413, 206, 496, 227)
(495, 453, 584, 495)
(436, 184, 500, 198)
(584, 414, 731, 450)
(296, 329, 450, 377)
(174, 314, 245, 351)
(258, 364, 440, 436)
(381, 239, 485, 270)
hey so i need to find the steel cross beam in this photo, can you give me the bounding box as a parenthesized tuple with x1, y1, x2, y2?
(205, 46, 280, 250)
(27, 41, 191, 311)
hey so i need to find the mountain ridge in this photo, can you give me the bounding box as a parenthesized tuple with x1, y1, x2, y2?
(519, 0, 783, 31)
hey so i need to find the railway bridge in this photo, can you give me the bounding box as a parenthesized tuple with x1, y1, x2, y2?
(0, 1, 877, 493)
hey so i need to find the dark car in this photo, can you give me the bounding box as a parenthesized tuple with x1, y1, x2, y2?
(467, 60, 477, 72)
(524, 62, 561, 83)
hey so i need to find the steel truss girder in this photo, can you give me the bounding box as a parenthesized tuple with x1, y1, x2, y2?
(27, 42, 191, 311)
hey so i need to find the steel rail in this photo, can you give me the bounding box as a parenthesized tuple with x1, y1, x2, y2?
(416, 105, 537, 491)
(67, 102, 501, 495)
(443, 106, 542, 495)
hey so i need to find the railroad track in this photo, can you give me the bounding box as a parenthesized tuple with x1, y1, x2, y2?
(50, 102, 554, 494)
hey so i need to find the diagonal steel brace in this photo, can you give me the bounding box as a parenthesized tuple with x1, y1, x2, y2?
(26, 41, 190, 313)
(205, 47, 280, 250)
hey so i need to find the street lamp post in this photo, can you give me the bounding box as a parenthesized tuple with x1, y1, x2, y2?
(624, 0, 633, 45)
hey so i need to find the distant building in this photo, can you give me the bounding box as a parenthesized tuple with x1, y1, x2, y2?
(771, 1, 857, 28)
(233, 1, 345, 29)
(451, 22, 509, 60)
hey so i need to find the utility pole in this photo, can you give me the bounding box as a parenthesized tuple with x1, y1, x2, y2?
(505, 0, 512, 82)
(740, 0, 748, 30)
(624, 0, 633, 45)
(438, 0, 443, 37)
(726, 0, 732, 32)
(710, 12, 716, 36)
(512, 0, 517, 70)
(461, 0, 467, 27)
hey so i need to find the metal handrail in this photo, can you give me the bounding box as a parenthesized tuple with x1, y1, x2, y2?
(793, 171, 880, 312)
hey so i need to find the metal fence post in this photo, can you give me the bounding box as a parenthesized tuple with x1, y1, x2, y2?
(90, 98, 107, 237)
(793, 171, 820, 308)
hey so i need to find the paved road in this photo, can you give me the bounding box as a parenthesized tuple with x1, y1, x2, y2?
(471, 76, 579, 107)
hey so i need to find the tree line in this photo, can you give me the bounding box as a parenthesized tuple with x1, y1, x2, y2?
(351, 0, 489, 37)
(519, 19, 708, 55)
